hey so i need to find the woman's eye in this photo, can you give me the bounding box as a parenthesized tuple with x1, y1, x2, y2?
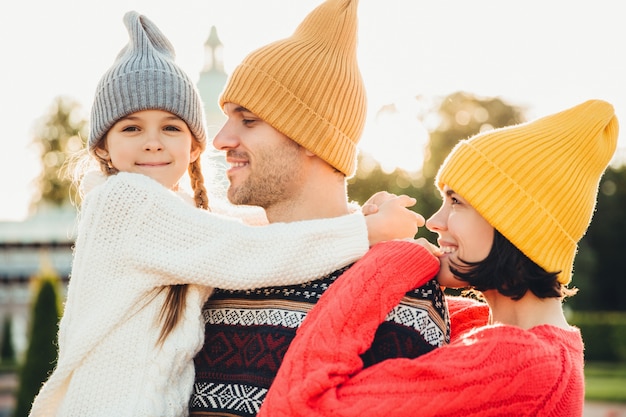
(242, 118, 255, 126)
(451, 197, 460, 205)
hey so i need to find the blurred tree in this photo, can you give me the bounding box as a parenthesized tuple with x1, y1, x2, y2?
(1, 315, 16, 365)
(348, 152, 424, 204)
(418, 92, 525, 225)
(29, 96, 88, 214)
(349, 91, 525, 240)
(571, 164, 626, 311)
(567, 237, 598, 311)
(13, 271, 62, 417)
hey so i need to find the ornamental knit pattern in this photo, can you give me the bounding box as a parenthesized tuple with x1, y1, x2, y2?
(258, 240, 585, 417)
(189, 251, 448, 416)
(28, 172, 371, 417)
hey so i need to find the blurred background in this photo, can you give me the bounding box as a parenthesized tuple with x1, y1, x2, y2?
(1, 1, 625, 416)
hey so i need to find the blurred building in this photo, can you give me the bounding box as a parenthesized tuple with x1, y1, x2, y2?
(0, 205, 75, 356)
(0, 26, 227, 360)
(198, 26, 228, 139)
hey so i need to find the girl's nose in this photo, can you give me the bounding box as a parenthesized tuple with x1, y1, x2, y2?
(144, 130, 164, 151)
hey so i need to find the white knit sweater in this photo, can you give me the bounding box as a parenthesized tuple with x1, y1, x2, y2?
(29, 172, 369, 417)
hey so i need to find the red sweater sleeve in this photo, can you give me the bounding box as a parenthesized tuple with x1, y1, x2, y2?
(258, 240, 440, 417)
(259, 241, 584, 417)
(446, 296, 489, 342)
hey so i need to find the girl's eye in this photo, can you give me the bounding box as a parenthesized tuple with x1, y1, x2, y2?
(450, 197, 461, 206)
(164, 125, 182, 132)
(242, 118, 255, 126)
(121, 126, 139, 132)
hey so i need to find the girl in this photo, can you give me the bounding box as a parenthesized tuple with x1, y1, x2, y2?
(258, 99, 618, 417)
(28, 11, 420, 417)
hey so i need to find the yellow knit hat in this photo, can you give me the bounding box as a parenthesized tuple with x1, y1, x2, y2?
(219, 0, 366, 177)
(436, 99, 618, 285)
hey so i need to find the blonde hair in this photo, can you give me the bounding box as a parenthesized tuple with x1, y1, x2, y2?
(85, 128, 209, 346)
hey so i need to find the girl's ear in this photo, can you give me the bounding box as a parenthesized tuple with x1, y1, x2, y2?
(94, 147, 109, 160)
(190, 144, 202, 163)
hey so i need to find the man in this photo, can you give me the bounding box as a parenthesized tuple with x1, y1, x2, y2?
(189, 1, 449, 415)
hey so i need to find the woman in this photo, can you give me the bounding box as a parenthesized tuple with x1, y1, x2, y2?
(257, 99, 619, 417)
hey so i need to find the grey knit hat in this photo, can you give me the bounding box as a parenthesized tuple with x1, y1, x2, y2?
(88, 11, 206, 149)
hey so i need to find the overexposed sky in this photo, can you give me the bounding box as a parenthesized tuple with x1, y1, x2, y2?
(1, 0, 625, 221)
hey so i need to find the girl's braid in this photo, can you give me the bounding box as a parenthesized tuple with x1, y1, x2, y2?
(188, 157, 209, 210)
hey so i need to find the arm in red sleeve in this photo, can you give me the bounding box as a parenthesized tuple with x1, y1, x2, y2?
(306, 325, 582, 417)
(258, 240, 440, 417)
(259, 241, 580, 417)
(446, 296, 489, 341)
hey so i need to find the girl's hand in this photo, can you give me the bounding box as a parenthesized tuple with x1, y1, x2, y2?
(361, 191, 394, 216)
(365, 195, 425, 246)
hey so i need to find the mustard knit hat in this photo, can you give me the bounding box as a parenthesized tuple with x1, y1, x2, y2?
(219, 0, 366, 177)
(436, 99, 619, 285)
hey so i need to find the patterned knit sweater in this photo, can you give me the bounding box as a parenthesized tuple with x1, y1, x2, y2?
(258, 240, 585, 417)
(28, 172, 373, 417)
(190, 246, 448, 416)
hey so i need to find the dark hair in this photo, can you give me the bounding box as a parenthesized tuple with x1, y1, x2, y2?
(449, 229, 576, 300)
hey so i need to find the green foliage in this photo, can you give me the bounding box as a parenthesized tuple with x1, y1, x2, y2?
(0, 315, 16, 366)
(571, 165, 626, 311)
(569, 311, 626, 362)
(348, 153, 425, 204)
(30, 96, 88, 213)
(349, 91, 526, 241)
(13, 273, 61, 417)
(419, 92, 525, 222)
(585, 362, 626, 402)
(421, 91, 525, 179)
(566, 239, 599, 310)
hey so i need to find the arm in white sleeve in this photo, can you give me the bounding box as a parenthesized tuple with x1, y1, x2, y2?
(83, 173, 369, 289)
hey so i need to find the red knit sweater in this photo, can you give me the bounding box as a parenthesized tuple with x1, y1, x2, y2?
(258, 240, 584, 417)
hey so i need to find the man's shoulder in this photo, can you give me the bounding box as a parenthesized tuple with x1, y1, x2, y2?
(209, 264, 353, 301)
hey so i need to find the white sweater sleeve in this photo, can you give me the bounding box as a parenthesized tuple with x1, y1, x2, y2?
(81, 173, 368, 289)
(207, 193, 269, 226)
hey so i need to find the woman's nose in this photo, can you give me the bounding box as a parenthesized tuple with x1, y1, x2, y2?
(426, 208, 447, 233)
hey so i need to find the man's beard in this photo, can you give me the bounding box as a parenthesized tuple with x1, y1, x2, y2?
(227, 147, 302, 209)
